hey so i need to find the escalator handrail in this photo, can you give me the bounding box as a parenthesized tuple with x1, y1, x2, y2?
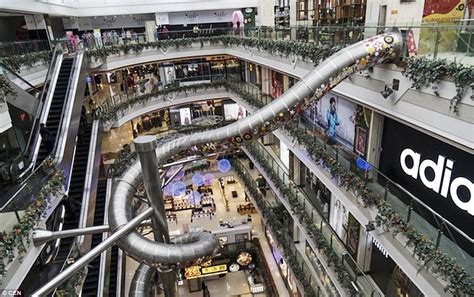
(54, 52, 83, 166)
(21, 44, 63, 175)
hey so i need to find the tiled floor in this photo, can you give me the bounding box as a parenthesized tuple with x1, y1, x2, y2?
(122, 172, 290, 297)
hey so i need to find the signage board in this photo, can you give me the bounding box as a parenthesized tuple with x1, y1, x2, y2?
(379, 118, 473, 252)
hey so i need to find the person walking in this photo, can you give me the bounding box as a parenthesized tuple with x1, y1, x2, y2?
(40, 123, 55, 155)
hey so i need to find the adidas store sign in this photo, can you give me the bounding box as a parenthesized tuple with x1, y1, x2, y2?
(400, 148, 473, 216)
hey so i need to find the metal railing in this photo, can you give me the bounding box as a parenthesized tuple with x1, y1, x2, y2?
(88, 71, 473, 277)
(2, 23, 472, 65)
(285, 119, 474, 276)
(245, 141, 381, 296)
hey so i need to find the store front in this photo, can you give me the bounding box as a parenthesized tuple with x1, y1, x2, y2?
(264, 228, 301, 296)
(159, 56, 242, 86)
(302, 164, 331, 219)
(369, 236, 423, 297)
(379, 117, 473, 255)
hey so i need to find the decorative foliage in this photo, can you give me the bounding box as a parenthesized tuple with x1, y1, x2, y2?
(95, 81, 228, 122)
(238, 148, 357, 295)
(0, 76, 16, 104)
(280, 123, 473, 296)
(85, 36, 341, 65)
(228, 83, 473, 296)
(0, 160, 65, 281)
(402, 56, 474, 114)
(1, 50, 52, 72)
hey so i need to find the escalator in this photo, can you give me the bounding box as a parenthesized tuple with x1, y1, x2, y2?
(108, 246, 120, 296)
(82, 178, 108, 296)
(20, 119, 92, 295)
(53, 121, 92, 262)
(36, 58, 74, 166)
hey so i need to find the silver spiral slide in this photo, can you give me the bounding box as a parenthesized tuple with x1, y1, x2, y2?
(108, 30, 402, 296)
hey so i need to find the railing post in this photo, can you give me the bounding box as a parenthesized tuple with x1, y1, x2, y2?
(435, 223, 445, 250)
(407, 200, 414, 223)
(434, 27, 441, 59)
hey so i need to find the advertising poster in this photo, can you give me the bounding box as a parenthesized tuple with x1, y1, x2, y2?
(419, 0, 467, 55)
(271, 70, 283, 99)
(423, 0, 466, 22)
(303, 94, 356, 150)
(224, 103, 246, 120)
(179, 107, 191, 125)
(379, 118, 473, 253)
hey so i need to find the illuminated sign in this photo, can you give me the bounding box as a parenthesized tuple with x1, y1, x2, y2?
(184, 264, 227, 279)
(202, 264, 227, 274)
(400, 148, 473, 215)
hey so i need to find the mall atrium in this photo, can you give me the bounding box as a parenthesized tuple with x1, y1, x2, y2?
(0, 0, 472, 296)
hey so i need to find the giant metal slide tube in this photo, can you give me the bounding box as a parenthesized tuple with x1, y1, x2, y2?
(109, 31, 402, 296)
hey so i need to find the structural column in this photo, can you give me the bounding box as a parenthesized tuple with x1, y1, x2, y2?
(134, 136, 176, 297)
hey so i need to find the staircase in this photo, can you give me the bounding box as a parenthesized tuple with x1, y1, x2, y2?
(82, 179, 108, 296)
(36, 58, 74, 165)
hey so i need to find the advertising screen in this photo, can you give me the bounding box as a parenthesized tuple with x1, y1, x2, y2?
(379, 118, 473, 251)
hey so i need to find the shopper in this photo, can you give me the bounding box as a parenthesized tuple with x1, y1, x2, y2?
(40, 123, 55, 155)
(162, 26, 169, 39)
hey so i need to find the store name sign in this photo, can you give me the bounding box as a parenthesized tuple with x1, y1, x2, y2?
(202, 264, 227, 274)
(400, 148, 473, 215)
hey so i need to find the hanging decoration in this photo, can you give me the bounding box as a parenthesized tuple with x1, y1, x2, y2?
(189, 191, 202, 205)
(172, 181, 186, 196)
(217, 159, 231, 173)
(203, 173, 214, 186)
(192, 173, 204, 187)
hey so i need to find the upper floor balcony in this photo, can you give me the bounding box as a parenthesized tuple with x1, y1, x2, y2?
(38, 25, 469, 151)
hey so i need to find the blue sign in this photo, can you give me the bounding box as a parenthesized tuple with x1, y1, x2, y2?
(356, 157, 372, 171)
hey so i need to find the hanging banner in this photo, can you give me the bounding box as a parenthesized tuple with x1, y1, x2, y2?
(422, 0, 466, 22)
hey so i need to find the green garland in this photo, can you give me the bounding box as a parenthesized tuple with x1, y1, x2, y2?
(242, 146, 357, 295)
(2, 50, 51, 73)
(96, 80, 267, 123)
(0, 76, 16, 104)
(0, 162, 65, 281)
(402, 56, 474, 114)
(85, 36, 341, 65)
(228, 83, 473, 295)
(95, 81, 228, 122)
(282, 122, 474, 296)
(231, 159, 319, 297)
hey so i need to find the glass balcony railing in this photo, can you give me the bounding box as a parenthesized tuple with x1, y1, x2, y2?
(232, 158, 335, 297)
(244, 141, 380, 296)
(3, 23, 471, 68)
(94, 70, 473, 285)
(218, 79, 474, 284)
(287, 119, 473, 277)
